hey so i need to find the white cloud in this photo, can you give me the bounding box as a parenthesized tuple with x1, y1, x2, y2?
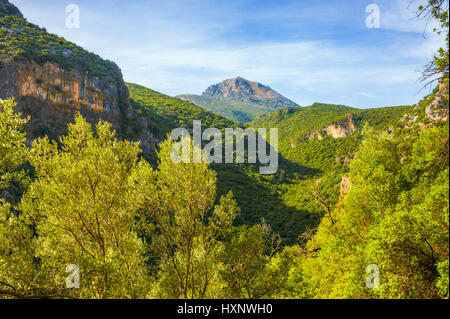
(113, 37, 433, 107)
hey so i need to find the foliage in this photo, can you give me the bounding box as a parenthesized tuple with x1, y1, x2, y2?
(251, 103, 408, 172)
(137, 137, 239, 298)
(18, 114, 152, 298)
(301, 114, 449, 298)
(0, 16, 121, 80)
(127, 83, 236, 138)
(1, 0, 448, 299)
(220, 223, 293, 299)
(0, 98, 42, 299)
(0, 98, 29, 189)
(417, 0, 449, 81)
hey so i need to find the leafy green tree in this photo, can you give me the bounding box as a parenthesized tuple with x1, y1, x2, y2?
(417, 0, 449, 81)
(0, 98, 55, 299)
(367, 124, 449, 298)
(0, 98, 29, 189)
(0, 201, 59, 298)
(220, 222, 299, 299)
(19, 114, 152, 299)
(138, 138, 239, 299)
(301, 120, 449, 299)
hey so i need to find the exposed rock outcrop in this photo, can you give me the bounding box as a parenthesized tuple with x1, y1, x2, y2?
(0, 59, 129, 116)
(202, 76, 298, 108)
(307, 113, 356, 140)
(339, 174, 352, 199)
(402, 77, 449, 130)
(0, 1, 154, 152)
(425, 79, 449, 122)
(324, 114, 356, 138)
(177, 77, 299, 122)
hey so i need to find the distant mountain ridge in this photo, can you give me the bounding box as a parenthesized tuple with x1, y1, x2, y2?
(177, 77, 299, 123)
(203, 76, 298, 107)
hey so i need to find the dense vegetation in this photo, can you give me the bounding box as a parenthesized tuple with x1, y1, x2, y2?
(127, 82, 413, 245)
(0, 0, 448, 300)
(126, 83, 320, 243)
(0, 103, 297, 298)
(0, 15, 120, 80)
(300, 76, 449, 298)
(1, 76, 447, 298)
(127, 83, 237, 138)
(252, 103, 407, 170)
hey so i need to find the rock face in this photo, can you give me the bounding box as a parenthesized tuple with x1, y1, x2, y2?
(202, 76, 298, 108)
(402, 77, 449, 130)
(324, 114, 356, 138)
(307, 113, 356, 140)
(0, 0, 153, 151)
(425, 80, 449, 122)
(0, 60, 129, 116)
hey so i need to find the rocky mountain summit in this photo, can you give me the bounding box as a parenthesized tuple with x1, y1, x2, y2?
(177, 77, 298, 122)
(202, 76, 298, 108)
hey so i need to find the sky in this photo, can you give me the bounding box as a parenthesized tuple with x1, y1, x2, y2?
(11, 0, 447, 108)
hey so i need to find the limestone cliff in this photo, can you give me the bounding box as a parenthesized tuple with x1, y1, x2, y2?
(323, 113, 356, 138)
(402, 77, 449, 130)
(0, 0, 153, 151)
(0, 59, 129, 115)
(307, 113, 356, 140)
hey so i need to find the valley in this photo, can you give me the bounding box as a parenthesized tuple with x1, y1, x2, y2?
(0, 0, 448, 300)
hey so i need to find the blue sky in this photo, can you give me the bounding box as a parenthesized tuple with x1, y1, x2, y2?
(11, 0, 446, 108)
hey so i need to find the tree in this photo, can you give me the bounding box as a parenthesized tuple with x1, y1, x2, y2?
(0, 98, 29, 189)
(220, 222, 295, 299)
(301, 121, 449, 299)
(0, 98, 55, 299)
(308, 175, 341, 225)
(138, 137, 239, 299)
(416, 0, 449, 82)
(19, 114, 152, 299)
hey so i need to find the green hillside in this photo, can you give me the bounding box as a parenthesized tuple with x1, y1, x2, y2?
(250, 103, 409, 171)
(127, 83, 321, 243)
(127, 83, 237, 137)
(126, 82, 412, 244)
(228, 103, 411, 243)
(148, 96, 411, 245)
(0, 15, 120, 80)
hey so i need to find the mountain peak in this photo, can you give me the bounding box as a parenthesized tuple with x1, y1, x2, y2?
(202, 77, 298, 108)
(0, 0, 23, 19)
